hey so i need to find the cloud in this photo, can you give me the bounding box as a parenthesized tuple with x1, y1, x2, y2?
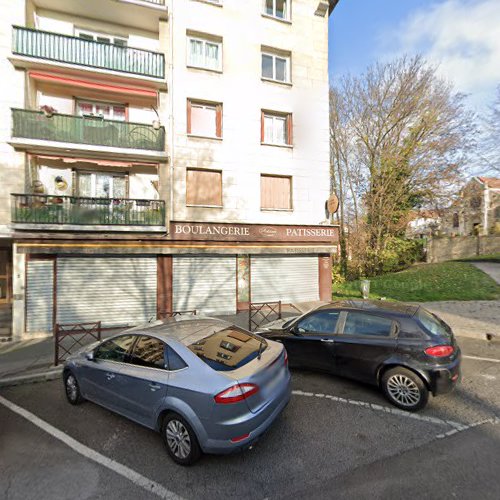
(381, 0, 500, 110)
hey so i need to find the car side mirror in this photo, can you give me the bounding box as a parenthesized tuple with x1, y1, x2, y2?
(85, 351, 95, 361)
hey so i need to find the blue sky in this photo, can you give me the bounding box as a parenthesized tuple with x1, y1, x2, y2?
(328, 0, 500, 111)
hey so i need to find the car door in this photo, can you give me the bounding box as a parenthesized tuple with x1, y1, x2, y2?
(334, 311, 397, 384)
(113, 335, 169, 428)
(79, 335, 135, 410)
(283, 310, 341, 372)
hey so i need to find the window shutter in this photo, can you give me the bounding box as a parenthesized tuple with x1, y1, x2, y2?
(287, 114, 293, 145)
(261, 110, 265, 142)
(187, 99, 192, 134)
(216, 104, 222, 138)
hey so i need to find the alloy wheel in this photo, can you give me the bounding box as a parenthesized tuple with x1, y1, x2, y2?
(166, 419, 192, 459)
(386, 374, 421, 407)
(66, 374, 78, 402)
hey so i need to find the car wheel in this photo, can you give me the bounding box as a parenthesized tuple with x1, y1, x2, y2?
(381, 367, 429, 412)
(64, 371, 84, 405)
(162, 413, 201, 466)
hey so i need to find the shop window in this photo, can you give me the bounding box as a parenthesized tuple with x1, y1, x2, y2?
(261, 174, 292, 210)
(186, 168, 222, 207)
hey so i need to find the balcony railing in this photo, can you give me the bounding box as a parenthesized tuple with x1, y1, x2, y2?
(12, 194, 166, 227)
(12, 26, 165, 79)
(12, 109, 166, 152)
(139, 0, 165, 4)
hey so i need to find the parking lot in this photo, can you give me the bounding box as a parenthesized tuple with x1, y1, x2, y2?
(1, 336, 499, 500)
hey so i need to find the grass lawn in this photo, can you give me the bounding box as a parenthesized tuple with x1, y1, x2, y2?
(332, 261, 500, 302)
(457, 253, 500, 263)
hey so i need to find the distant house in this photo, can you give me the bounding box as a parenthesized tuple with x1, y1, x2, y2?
(441, 177, 500, 236)
(406, 210, 442, 238)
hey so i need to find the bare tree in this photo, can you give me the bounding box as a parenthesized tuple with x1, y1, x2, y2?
(330, 56, 477, 276)
(482, 85, 500, 174)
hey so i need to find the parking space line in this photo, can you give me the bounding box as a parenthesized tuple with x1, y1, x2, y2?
(435, 417, 500, 439)
(0, 395, 183, 500)
(462, 355, 500, 364)
(291, 390, 463, 429)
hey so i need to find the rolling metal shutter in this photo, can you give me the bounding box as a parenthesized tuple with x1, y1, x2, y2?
(173, 256, 236, 315)
(56, 257, 157, 327)
(26, 260, 54, 334)
(251, 255, 319, 303)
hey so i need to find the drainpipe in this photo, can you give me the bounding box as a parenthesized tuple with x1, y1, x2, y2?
(168, 1, 175, 226)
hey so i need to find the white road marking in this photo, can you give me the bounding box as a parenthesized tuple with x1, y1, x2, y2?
(292, 390, 463, 429)
(463, 355, 500, 364)
(435, 417, 500, 439)
(0, 395, 183, 500)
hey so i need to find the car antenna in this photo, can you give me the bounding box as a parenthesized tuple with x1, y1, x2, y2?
(257, 337, 265, 360)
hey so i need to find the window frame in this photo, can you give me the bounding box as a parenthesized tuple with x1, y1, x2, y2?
(76, 99, 128, 121)
(75, 171, 128, 199)
(261, 110, 293, 146)
(260, 173, 293, 211)
(187, 34, 223, 72)
(339, 311, 398, 338)
(75, 28, 128, 47)
(128, 335, 168, 370)
(93, 334, 135, 364)
(186, 167, 223, 208)
(293, 309, 342, 336)
(263, 0, 291, 22)
(261, 51, 291, 84)
(187, 99, 223, 139)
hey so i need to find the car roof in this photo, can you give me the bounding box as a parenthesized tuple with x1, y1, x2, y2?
(123, 316, 236, 345)
(315, 300, 419, 318)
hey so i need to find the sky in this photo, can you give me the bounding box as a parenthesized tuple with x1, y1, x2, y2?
(328, 0, 500, 112)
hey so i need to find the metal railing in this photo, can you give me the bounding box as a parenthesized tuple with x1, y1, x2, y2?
(140, 0, 166, 4)
(249, 301, 282, 331)
(12, 26, 165, 79)
(55, 321, 102, 366)
(12, 109, 165, 152)
(12, 194, 166, 226)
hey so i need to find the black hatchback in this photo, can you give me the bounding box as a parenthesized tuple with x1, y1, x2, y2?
(258, 300, 461, 411)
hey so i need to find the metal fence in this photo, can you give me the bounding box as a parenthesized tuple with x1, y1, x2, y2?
(157, 310, 197, 320)
(249, 301, 282, 331)
(12, 109, 166, 152)
(13, 26, 165, 78)
(12, 194, 166, 226)
(54, 321, 102, 366)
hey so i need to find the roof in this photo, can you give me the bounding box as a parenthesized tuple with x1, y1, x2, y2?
(477, 177, 500, 189)
(317, 300, 420, 318)
(329, 0, 340, 14)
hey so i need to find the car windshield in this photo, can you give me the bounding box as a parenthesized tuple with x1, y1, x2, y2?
(188, 328, 267, 372)
(417, 309, 451, 338)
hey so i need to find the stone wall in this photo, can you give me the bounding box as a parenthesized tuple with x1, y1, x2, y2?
(426, 235, 500, 263)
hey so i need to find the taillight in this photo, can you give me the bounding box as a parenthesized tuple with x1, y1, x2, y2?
(425, 345, 454, 357)
(214, 383, 259, 404)
(284, 350, 288, 366)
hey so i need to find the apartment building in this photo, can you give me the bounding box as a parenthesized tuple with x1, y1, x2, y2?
(0, 0, 339, 341)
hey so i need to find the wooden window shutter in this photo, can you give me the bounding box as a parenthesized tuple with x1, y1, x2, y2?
(187, 169, 222, 206)
(287, 113, 293, 145)
(187, 99, 192, 134)
(261, 175, 292, 210)
(261, 110, 265, 143)
(216, 103, 222, 138)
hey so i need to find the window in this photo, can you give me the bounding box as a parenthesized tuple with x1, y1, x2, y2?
(261, 174, 292, 210)
(187, 35, 222, 71)
(166, 346, 188, 371)
(262, 51, 290, 83)
(264, 0, 289, 20)
(416, 309, 452, 339)
(342, 312, 394, 337)
(452, 212, 459, 228)
(76, 29, 128, 47)
(77, 172, 127, 199)
(77, 100, 126, 121)
(470, 196, 482, 209)
(262, 111, 292, 145)
(94, 335, 135, 362)
(296, 311, 340, 334)
(186, 168, 222, 206)
(187, 100, 222, 138)
(129, 336, 166, 369)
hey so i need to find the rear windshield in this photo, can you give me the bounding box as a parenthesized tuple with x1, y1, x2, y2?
(188, 328, 267, 371)
(417, 309, 451, 338)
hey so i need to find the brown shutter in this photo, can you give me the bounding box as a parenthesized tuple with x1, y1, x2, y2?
(187, 99, 192, 134)
(261, 110, 265, 142)
(287, 113, 293, 145)
(187, 169, 222, 206)
(261, 175, 292, 210)
(216, 103, 222, 138)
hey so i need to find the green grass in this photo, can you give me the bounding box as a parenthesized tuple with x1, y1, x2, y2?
(456, 253, 500, 263)
(333, 261, 500, 302)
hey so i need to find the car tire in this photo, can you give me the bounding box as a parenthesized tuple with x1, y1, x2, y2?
(161, 413, 202, 466)
(381, 367, 429, 412)
(64, 371, 84, 405)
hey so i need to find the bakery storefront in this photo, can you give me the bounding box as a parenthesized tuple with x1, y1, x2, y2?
(15, 221, 339, 336)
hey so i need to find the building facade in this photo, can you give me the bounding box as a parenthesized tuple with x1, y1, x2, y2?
(0, 0, 339, 341)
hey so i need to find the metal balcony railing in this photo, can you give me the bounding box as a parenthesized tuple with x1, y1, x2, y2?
(11, 194, 166, 226)
(140, 0, 166, 4)
(12, 109, 166, 152)
(12, 26, 165, 79)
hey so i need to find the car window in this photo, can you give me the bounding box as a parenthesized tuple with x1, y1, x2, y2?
(94, 335, 135, 362)
(129, 336, 166, 369)
(166, 346, 188, 371)
(416, 309, 451, 338)
(295, 310, 340, 334)
(343, 312, 393, 337)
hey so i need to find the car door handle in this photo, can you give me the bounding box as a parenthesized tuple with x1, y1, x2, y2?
(106, 372, 115, 380)
(321, 339, 335, 343)
(149, 383, 161, 392)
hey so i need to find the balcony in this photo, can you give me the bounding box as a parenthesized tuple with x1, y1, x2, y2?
(11, 194, 166, 231)
(10, 109, 167, 161)
(12, 26, 165, 82)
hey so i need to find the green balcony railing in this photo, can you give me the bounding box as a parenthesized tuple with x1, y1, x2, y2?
(12, 194, 166, 227)
(12, 26, 165, 79)
(12, 109, 166, 152)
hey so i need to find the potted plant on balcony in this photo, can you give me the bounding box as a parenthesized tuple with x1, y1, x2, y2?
(40, 105, 57, 118)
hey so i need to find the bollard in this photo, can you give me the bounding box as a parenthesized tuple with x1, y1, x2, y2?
(360, 279, 370, 299)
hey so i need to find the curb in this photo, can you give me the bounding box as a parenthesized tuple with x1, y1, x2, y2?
(0, 367, 63, 388)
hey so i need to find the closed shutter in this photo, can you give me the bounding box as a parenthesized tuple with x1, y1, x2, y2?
(251, 255, 319, 303)
(56, 257, 157, 327)
(173, 256, 236, 315)
(26, 260, 54, 334)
